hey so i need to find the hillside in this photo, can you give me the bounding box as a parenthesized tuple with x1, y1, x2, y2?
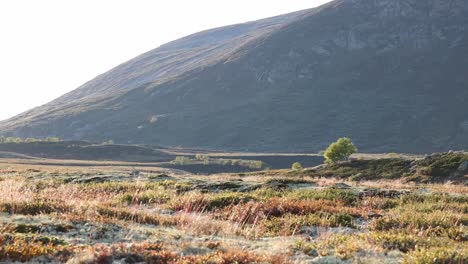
(1, 0, 468, 153)
(0, 141, 173, 162)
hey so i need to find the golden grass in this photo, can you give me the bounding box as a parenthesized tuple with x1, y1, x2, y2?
(0, 160, 466, 263)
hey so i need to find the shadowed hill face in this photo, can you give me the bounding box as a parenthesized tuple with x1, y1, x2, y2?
(11, 10, 309, 114)
(0, 141, 174, 162)
(1, 10, 308, 127)
(1, 0, 468, 153)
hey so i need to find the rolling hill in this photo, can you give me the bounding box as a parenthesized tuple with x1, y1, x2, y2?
(1, 0, 468, 153)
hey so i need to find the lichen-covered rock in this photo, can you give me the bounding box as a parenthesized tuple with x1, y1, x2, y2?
(458, 161, 468, 173)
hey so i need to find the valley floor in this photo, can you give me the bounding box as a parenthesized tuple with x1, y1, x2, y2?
(0, 158, 466, 263)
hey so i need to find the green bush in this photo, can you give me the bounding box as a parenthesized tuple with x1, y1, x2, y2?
(368, 232, 420, 252)
(291, 162, 303, 171)
(13, 224, 41, 233)
(262, 213, 355, 236)
(323, 138, 357, 163)
(293, 189, 357, 206)
(206, 193, 255, 210)
(403, 246, 467, 264)
(119, 190, 171, 205)
(172, 156, 192, 165)
(195, 154, 210, 164)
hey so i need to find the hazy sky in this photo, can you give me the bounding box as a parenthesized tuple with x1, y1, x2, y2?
(0, 0, 331, 121)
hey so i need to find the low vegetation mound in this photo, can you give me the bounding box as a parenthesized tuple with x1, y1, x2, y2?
(411, 152, 468, 182)
(301, 152, 468, 183)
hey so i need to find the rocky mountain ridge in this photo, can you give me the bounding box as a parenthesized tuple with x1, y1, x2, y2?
(1, 0, 468, 153)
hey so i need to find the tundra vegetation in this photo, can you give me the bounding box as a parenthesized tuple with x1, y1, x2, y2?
(172, 155, 265, 170)
(0, 151, 466, 263)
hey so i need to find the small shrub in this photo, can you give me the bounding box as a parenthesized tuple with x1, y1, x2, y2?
(172, 156, 192, 165)
(0, 234, 72, 262)
(0, 200, 71, 215)
(291, 162, 303, 171)
(323, 137, 357, 163)
(119, 190, 172, 205)
(96, 207, 176, 226)
(195, 154, 209, 161)
(13, 224, 41, 234)
(171, 192, 255, 212)
(35, 236, 66, 246)
(260, 213, 354, 236)
(293, 189, 357, 206)
(348, 173, 363, 181)
(367, 232, 420, 253)
(83, 182, 137, 193)
(294, 234, 362, 260)
(253, 188, 287, 199)
(370, 210, 464, 235)
(243, 160, 264, 170)
(403, 246, 467, 264)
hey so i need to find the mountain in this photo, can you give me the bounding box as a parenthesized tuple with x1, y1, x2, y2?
(1, 0, 468, 153)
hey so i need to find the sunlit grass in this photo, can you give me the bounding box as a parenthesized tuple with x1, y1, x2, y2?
(0, 161, 466, 263)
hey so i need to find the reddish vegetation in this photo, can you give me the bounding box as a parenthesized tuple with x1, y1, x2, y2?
(219, 199, 373, 225)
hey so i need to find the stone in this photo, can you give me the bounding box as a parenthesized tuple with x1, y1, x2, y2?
(415, 188, 429, 194)
(300, 226, 318, 237)
(457, 161, 468, 172)
(311, 256, 349, 263)
(307, 249, 319, 257)
(71, 176, 112, 184)
(333, 182, 351, 189)
(159, 209, 175, 215)
(238, 184, 262, 192)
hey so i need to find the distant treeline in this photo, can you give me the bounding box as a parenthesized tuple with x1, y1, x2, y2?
(171, 154, 265, 170)
(0, 136, 61, 143)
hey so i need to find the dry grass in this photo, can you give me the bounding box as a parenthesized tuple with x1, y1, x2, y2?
(0, 159, 466, 263)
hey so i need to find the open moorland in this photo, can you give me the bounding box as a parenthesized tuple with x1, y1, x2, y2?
(0, 141, 324, 174)
(0, 151, 466, 263)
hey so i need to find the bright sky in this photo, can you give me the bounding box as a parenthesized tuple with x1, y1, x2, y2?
(0, 0, 331, 121)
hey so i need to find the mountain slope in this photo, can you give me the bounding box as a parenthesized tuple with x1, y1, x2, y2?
(1, 0, 468, 153)
(2, 10, 309, 127)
